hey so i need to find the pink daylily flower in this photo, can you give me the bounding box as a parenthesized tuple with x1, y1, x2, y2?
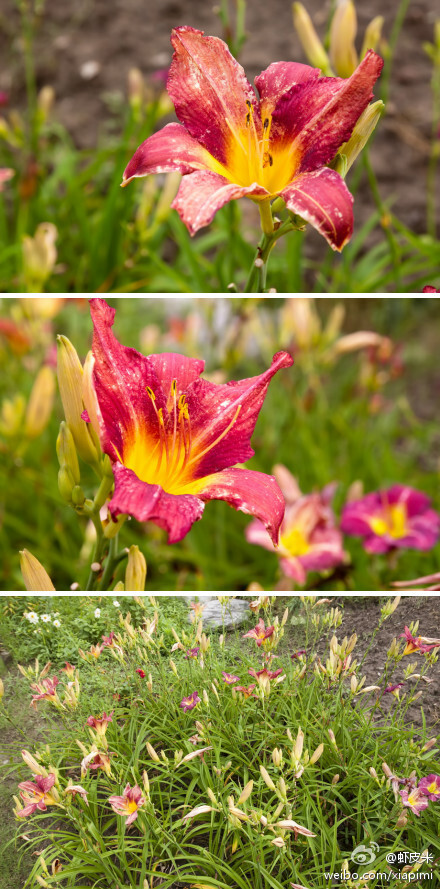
(81, 748, 113, 777)
(222, 671, 240, 684)
(123, 27, 383, 249)
(399, 787, 429, 816)
(108, 783, 145, 826)
(418, 774, 440, 800)
(60, 662, 76, 678)
(341, 485, 440, 554)
(246, 466, 345, 585)
(17, 774, 58, 818)
(86, 711, 114, 737)
(400, 626, 440, 656)
(180, 691, 201, 712)
(30, 676, 61, 709)
(242, 618, 275, 647)
(233, 683, 257, 699)
(184, 647, 200, 659)
(83, 298, 292, 544)
(64, 783, 89, 804)
(101, 631, 117, 647)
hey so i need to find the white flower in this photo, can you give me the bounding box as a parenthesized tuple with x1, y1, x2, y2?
(41, 614, 51, 623)
(94, 608, 101, 618)
(52, 612, 60, 617)
(113, 600, 120, 608)
(25, 611, 39, 624)
(53, 619, 61, 628)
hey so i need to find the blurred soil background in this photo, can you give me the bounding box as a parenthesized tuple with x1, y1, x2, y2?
(0, 0, 439, 265)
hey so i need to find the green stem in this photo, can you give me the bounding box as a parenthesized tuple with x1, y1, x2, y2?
(99, 534, 120, 591)
(85, 514, 106, 592)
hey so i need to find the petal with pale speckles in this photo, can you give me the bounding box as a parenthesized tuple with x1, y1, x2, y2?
(122, 123, 217, 184)
(281, 167, 353, 251)
(171, 170, 268, 236)
(198, 467, 286, 545)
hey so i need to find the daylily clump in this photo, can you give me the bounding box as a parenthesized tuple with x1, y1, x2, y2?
(341, 485, 440, 553)
(82, 298, 292, 544)
(108, 783, 145, 826)
(123, 27, 383, 249)
(246, 466, 345, 585)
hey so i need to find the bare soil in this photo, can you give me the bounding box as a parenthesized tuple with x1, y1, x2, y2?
(1, 0, 439, 251)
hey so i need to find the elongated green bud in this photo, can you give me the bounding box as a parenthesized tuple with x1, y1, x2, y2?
(361, 15, 384, 60)
(58, 465, 76, 502)
(71, 485, 85, 507)
(57, 336, 100, 466)
(20, 549, 55, 591)
(125, 545, 147, 591)
(292, 3, 332, 75)
(330, 0, 358, 78)
(56, 421, 80, 485)
(333, 100, 385, 175)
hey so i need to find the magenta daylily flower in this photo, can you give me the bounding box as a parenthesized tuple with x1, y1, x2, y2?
(83, 298, 292, 544)
(222, 671, 240, 684)
(418, 774, 440, 800)
(17, 774, 58, 818)
(242, 618, 275, 647)
(341, 484, 440, 554)
(399, 787, 429, 816)
(246, 466, 345, 585)
(179, 691, 201, 712)
(184, 647, 200, 659)
(122, 27, 382, 249)
(108, 783, 145, 826)
(400, 626, 440, 656)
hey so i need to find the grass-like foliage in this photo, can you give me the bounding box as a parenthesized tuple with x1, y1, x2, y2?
(3, 596, 440, 888)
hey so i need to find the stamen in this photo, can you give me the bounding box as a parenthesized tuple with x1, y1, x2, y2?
(186, 404, 242, 469)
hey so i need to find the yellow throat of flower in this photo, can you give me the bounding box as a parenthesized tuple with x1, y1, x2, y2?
(369, 503, 408, 539)
(280, 526, 310, 557)
(121, 379, 242, 495)
(209, 105, 297, 195)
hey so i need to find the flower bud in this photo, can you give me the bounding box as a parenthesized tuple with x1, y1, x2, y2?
(309, 743, 324, 764)
(57, 336, 101, 466)
(113, 581, 125, 591)
(330, 0, 358, 78)
(238, 780, 254, 804)
(37, 85, 55, 121)
(146, 742, 160, 763)
(292, 4, 332, 74)
(58, 465, 76, 502)
(20, 549, 55, 591)
(260, 765, 276, 791)
(361, 15, 384, 60)
(127, 67, 145, 110)
(334, 101, 385, 176)
(332, 773, 340, 784)
(169, 658, 178, 677)
(125, 545, 147, 591)
(24, 367, 55, 439)
(56, 422, 80, 484)
(71, 485, 85, 507)
(22, 223, 57, 292)
(272, 747, 283, 767)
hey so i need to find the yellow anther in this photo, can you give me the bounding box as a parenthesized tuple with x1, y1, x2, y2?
(178, 394, 186, 409)
(171, 379, 177, 395)
(157, 408, 165, 426)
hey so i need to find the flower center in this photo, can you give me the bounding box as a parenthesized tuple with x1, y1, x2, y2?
(280, 526, 310, 557)
(122, 379, 242, 495)
(126, 798, 138, 814)
(369, 503, 408, 539)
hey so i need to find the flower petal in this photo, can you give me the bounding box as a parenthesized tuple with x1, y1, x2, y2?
(386, 484, 431, 516)
(245, 518, 276, 553)
(186, 351, 293, 476)
(172, 170, 268, 235)
(122, 123, 216, 184)
(255, 61, 320, 117)
(168, 26, 257, 166)
(198, 467, 286, 545)
(147, 352, 205, 406)
(109, 462, 205, 544)
(280, 168, 353, 250)
(89, 298, 166, 460)
(272, 50, 383, 173)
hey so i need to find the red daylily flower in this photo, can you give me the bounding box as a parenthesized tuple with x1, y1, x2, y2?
(83, 298, 292, 544)
(242, 617, 275, 647)
(123, 27, 383, 249)
(136, 668, 146, 678)
(17, 774, 58, 818)
(108, 783, 145, 826)
(341, 485, 440, 554)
